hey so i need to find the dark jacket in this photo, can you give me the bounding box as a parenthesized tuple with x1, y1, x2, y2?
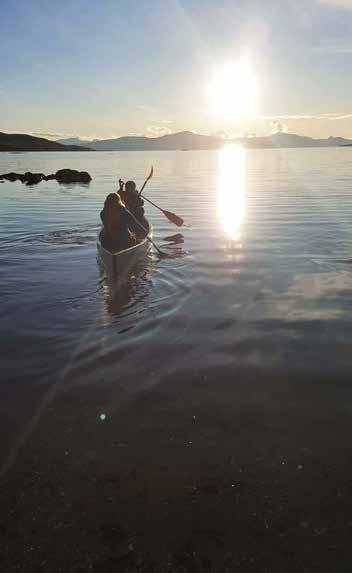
(100, 207, 136, 252)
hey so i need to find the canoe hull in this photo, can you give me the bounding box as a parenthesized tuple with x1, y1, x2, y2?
(97, 222, 152, 278)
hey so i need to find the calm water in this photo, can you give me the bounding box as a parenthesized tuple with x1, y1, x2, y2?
(2, 148, 352, 393)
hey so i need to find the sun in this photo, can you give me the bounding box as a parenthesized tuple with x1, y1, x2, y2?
(209, 58, 257, 120)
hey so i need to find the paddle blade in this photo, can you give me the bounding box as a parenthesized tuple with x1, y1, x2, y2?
(163, 209, 184, 227)
(148, 166, 154, 180)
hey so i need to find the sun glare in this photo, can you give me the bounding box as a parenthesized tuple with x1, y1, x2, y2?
(217, 145, 246, 241)
(209, 59, 257, 120)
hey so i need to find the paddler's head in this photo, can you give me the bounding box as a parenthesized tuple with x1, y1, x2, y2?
(104, 192, 117, 205)
(125, 180, 137, 194)
(103, 193, 126, 227)
(104, 192, 124, 207)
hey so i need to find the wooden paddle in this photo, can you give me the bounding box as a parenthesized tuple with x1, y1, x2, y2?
(140, 194, 184, 227)
(138, 166, 154, 196)
(124, 207, 169, 258)
(120, 169, 184, 227)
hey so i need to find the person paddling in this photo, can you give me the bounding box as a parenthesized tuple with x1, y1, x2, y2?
(100, 192, 136, 252)
(120, 180, 148, 238)
(121, 181, 147, 220)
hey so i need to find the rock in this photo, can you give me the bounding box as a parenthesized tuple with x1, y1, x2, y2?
(24, 172, 45, 186)
(0, 171, 44, 184)
(0, 169, 92, 185)
(0, 172, 25, 182)
(55, 169, 91, 184)
(4, 173, 18, 182)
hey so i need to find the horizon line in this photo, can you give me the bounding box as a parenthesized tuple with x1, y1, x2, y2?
(22, 130, 352, 142)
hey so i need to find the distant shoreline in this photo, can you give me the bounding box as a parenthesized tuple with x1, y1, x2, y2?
(56, 130, 352, 151)
(1, 144, 352, 153)
(2, 130, 352, 152)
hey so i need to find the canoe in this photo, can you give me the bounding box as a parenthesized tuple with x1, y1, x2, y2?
(97, 220, 152, 277)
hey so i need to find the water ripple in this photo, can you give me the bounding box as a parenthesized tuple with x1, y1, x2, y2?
(2, 148, 352, 389)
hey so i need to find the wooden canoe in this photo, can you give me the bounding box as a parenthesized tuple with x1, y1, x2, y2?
(97, 221, 152, 277)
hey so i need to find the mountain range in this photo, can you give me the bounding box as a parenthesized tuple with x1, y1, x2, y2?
(57, 131, 352, 151)
(0, 132, 91, 152)
(1, 131, 352, 153)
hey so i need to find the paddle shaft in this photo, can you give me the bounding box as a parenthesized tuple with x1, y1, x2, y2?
(124, 207, 167, 257)
(140, 194, 164, 213)
(121, 185, 170, 218)
(119, 169, 184, 227)
(138, 166, 153, 196)
(140, 193, 184, 226)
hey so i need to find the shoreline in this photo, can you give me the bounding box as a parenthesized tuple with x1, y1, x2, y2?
(1, 367, 352, 571)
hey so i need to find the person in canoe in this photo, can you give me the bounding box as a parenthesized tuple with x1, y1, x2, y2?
(100, 192, 137, 252)
(120, 180, 148, 235)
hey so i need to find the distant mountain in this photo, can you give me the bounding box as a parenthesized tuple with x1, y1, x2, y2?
(57, 131, 221, 151)
(242, 132, 352, 148)
(57, 131, 352, 151)
(0, 132, 91, 152)
(238, 132, 318, 148)
(56, 137, 93, 147)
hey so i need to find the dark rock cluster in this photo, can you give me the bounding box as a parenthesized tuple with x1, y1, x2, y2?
(55, 169, 91, 183)
(0, 169, 91, 186)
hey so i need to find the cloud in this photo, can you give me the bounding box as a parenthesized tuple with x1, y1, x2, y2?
(317, 0, 352, 9)
(146, 125, 172, 137)
(31, 132, 67, 139)
(29, 132, 100, 141)
(271, 120, 288, 134)
(258, 113, 352, 121)
(160, 119, 174, 124)
(324, 113, 352, 119)
(258, 114, 315, 120)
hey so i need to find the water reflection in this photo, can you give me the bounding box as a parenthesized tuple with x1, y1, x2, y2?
(97, 247, 153, 318)
(217, 145, 246, 241)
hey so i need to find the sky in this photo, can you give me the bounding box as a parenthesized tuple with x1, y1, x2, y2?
(1, 0, 352, 140)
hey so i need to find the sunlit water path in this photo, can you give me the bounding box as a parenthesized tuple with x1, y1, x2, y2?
(2, 148, 352, 397)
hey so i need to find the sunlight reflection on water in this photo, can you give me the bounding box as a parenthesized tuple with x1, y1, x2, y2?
(217, 145, 246, 242)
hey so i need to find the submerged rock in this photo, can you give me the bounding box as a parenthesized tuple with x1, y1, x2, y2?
(0, 169, 92, 185)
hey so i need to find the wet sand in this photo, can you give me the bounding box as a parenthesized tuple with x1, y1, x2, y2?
(1, 367, 352, 572)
